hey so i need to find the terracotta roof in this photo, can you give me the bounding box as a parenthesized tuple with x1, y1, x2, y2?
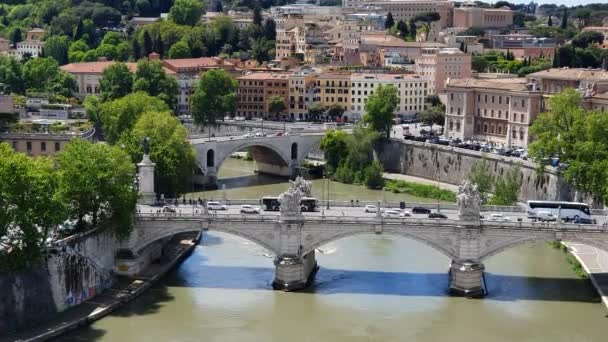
(351, 73, 425, 81)
(527, 68, 608, 82)
(163, 57, 232, 70)
(360, 33, 447, 48)
(60, 61, 176, 75)
(316, 73, 351, 80)
(237, 72, 290, 80)
(447, 77, 533, 92)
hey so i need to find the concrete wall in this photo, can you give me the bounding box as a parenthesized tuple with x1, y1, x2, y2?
(377, 139, 573, 202)
(0, 229, 116, 334)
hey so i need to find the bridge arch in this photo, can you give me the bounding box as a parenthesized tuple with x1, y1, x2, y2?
(291, 142, 298, 160)
(214, 141, 291, 174)
(302, 230, 457, 260)
(206, 149, 215, 167)
(479, 234, 608, 261)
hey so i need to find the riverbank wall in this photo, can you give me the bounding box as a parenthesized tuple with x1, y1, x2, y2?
(0, 228, 116, 334)
(562, 242, 608, 311)
(378, 139, 573, 202)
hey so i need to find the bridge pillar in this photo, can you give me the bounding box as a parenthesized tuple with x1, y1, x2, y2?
(448, 260, 485, 298)
(273, 250, 318, 291)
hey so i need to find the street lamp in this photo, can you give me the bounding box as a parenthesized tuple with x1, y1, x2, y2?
(326, 170, 331, 209)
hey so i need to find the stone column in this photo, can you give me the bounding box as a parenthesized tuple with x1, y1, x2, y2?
(138, 154, 155, 205)
(273, 250, 318, 291)
(449, 259, 485, 298)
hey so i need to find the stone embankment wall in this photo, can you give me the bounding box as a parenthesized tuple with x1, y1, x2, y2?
(0, 229, 116, 334)
(378, 140, 573, 202)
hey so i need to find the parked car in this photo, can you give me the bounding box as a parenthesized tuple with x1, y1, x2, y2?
(412, 207, 431, 214)
(207, 201, 227, 210)
(382, 209, 403, 218)
(364, 204, 378, 213)
(428, 212, 447, 219)
(255, 132, 264, 137)
(162, 205, 176, 213)
(535, 211, 557, 222)
(242, 133, 254, 138)
(240, 205, 260, 214)
(489, 213, 511, 222)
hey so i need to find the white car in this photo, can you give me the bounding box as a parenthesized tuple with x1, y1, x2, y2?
(207, 201, 227, 210)
(255, 132, 264, 137)
(489, 213, 511, 222)
(242, 133, 254, 138)
(240, 205, 260, 214)
(536, 211, 557, 222)
(162, 205, 176, 213)
(364, 204, 378, 213)
(382, 209, 404, 218)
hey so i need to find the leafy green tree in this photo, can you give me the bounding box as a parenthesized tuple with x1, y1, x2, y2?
(0, 55, 25, 94)
(489, 165, 521, 205)
(132, 59, 179, 109)
(468, 156, 494, 202)
(419, 105, 445, 127)
(458, 26, 485, 37)
(319, 129, 349, 171)
(44, 35, 70, 65)
(364, 160, 385, 189)
(412, 11, 441, 41)
(263, 18, 276, 40)
(100, 62, 133, 101)
(574, 8, 591, 29)
(96, 44, 118, 60)
(9, 27, 22, 45)
(560, 8, 568, 29)
(56, 139, 137, 238)
(98, 92, 168, 144)
(251, 38, 273, 63)
(396, 20, 409, 37)
(115, 42, 131, 61)
(22, 57, 77, 96)
(327, 104, 345, 121)
(169, 0, 204, 26)
(190, 69, 237, 125)
(120, 111, 196, 197)
(307, 103, 325, 122)
(385, 12, 395, 29)
(268, 95, 286, 119)
(143, 30, 153, 56)
(547, 16, 553, 27)
(363, 84, 399, 138)
(132, 38, 141, 60)
(101, 32, 125, 46)
(408, 20, 417, 40)
(253, 6, 263, 26)
(571, 31, 604, 48)
(0, 143, 66, 272)
(68, 39, 90, 62)
(168, 41, 191, 59)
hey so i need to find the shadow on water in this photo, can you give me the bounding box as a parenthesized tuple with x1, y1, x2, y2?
(164, 263, 601, 303)
(50, 326, 107, 342)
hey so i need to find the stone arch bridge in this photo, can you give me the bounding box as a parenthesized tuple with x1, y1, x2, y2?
(117, 212, 608, 297)
(190, 133, 324, 186)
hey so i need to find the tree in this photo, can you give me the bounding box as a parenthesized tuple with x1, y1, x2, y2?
(489, 165, 521, 205)
(408, 20, 417, 40)
(100, 62, 133, 101)
(364, 160, 385, 189)
(319, 129, 349, 171)
(253, 6, 263, 27)
(555, 45, 575, 67)
(10, 27, 22, 45)
(120, 111, 196, 197)
(419, 105, 445, 127)
(547, 16, 553, 27)
(44, 35, 69, 65)
(468, 157, 494, 202)
(307, 103, 325, 122)
(251, 38, 273, 63)
(396, 20, 409, 37)
(327, 104, 345, 121)
(101, 32, 124, 46)
(412, 11, 441, 41)
(143, 30, 153, 56)
(0, 143, 66, 272)
(493, 1, 513, 9)
(268, 95, 286, 119)
(98, 92, 168, 144)
(169, 0, 203, 26)
(74, 19, 84, 40)
(168, 41, 191, 59)
(190, 69, 237, 125)
(132, 60, 179, 109)
(385, 12, 395, 29)
(96, 44, 118, 60)
(263, 18, 276, 40)
(363, 84, 399, 138)
(571, 31, 604, 49)
(574, 8, 591, 29)
(23, 57, 59, 92)
(0, 55, 25, 94)
(458, 26, 485, 37)
(56, 139, 138, 238)
(560, 8, 568, 29)
(132, 38, 141, 60)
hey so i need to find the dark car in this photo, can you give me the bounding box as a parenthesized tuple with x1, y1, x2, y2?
(412, 207, 431, 214)
(428, 212, 448, 219)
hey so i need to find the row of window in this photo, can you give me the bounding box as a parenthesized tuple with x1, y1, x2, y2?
(13, 141, 61, 152)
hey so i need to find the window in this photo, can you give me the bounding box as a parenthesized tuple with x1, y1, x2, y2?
(26, 141, 32, 151)
(499, 96, 502, 104)
(450, 93, 454, 101)
(520, 114, 525, 122)
(491, 96, 495, 103)
(456, 122, 460, 131)
(41, 142, 46, 151)
(483, 124, 488, 133)
(506, 97, 510, 104)
(512, 129, 517, 139)
(521, 99, 525, 107)
(12, 141, 17, 149)
(498, 110, 501, 119)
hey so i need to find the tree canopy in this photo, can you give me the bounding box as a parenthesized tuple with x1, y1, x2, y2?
(191, 69, 237, 125)
(411, 11, 441, 41)
(169, 0, 204, 26)
(132, 59, 179, 110)
(99, 62, 133, 101)
(363, 84, 399, 139)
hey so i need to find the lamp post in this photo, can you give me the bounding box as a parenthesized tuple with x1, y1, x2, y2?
(326, 171, 330, 210)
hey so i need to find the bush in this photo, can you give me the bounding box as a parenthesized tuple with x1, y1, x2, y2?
(334, 162, 355, 184)
(384, 179, 456, 202)
(364, 160, 385, 189)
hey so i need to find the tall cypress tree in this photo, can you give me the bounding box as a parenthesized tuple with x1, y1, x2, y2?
(143, 30, 153, 56)
(409, 20, 417, 40)
(385, 12, 395, 30)
(132, 38, 141, 60)
(560, 8, 568, 29)
(74, 19, 84, 40)
(547, 16, 552, 27)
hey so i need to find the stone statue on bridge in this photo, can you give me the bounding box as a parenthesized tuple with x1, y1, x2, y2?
(457, 180, 481, 220)
(292, 176, 312, 198)
(278, 177, 310, 216)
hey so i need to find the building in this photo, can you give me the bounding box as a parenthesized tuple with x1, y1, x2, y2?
(288, 70, 318, 121)
(444, 77, 542, 147)
(0, 95, 14, 113)
(315, 73, 351, 116)
(15, 39, 44, 59)
(453, 2, 513, 29)
(586, 92, 608, 112)
(0, 38, 10, 54)
(236, 72, 290, 119)
(60, 61, 177, 99)
(414, 47, 471, 94)
(526, 68, 608, 95)
(26, 28, 46, 41)
(582, 26, 608, 40)
(349, 73, 429, 121)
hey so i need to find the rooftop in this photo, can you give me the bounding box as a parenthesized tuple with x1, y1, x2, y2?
(237, 72, 290, 80)
(163, 57, 233, 71)
(447, 77, 534, 92)
(60, 61, 176, 75)
(527, 68, 608, 82)
(351, 73, 424, 81)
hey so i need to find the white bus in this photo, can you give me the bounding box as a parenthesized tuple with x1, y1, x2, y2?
(526, 201, 593, 223)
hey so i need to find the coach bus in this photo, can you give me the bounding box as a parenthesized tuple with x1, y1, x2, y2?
(526, 200, 593, 223)
(262, 196, 318, 212)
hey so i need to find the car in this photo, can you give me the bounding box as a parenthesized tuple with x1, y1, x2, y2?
(428, 212, 447, 219)
(364, 204, 378, 213)
(162, 205, 176, 213)
(255, 132, 264, 137)
(207, 201, 227, 210)
(242, 133, 254, 138)
(382, 209, 403, 218)
(412, 207, 431, 214)
(240, 205, 260, 214)
(489, 213, 511, 222)
(535, 211, 557, 222)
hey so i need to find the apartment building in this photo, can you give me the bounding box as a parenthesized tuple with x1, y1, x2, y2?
(444, 77, 542, 147)
(288, 71, 317, 120)
(236, 72, 290, 119)
(414, 47, 471, 94)
(316, 73, 351, 116)
(526, 68, 608, 95)
(453, 2, 513, 29)
(349, 73, 429, 121)
(343, 0, 453, 30)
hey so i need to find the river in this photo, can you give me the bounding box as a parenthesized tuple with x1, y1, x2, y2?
(58, 158, 608, 341)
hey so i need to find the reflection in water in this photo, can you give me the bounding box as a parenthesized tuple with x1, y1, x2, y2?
(58, 159, 608, 342)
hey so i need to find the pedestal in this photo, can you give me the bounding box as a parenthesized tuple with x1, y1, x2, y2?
(449, 260, 485, 298)
(272, 250, 318, 291)
(138, 154, 156, 205)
